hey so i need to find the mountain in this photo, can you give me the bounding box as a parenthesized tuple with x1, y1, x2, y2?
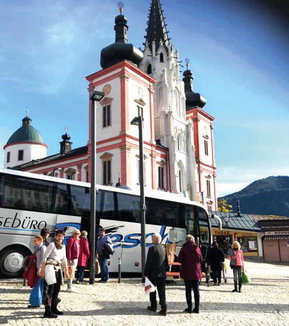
(219, 176, 289, 216)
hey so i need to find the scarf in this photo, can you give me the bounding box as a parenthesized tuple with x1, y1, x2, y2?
(54, 239, 63, 250)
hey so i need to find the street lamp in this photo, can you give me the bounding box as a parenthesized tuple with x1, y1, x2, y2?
(89, 90, 104, 284)
(130, 98, 146, 280)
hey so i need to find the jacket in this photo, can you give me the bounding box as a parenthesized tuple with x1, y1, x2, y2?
(66, 237, 80, 260)
(144, 243, 166, 280)
(228, 249, 244, 268)
(178, 242, 203, 280)
(78, 237, 90, 267)
(207, 247, 225, 269)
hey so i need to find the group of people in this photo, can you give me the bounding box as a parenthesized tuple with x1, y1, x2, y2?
(25, 226, 244, 318)
(25, 225, 113, 318)
(144, 234, 245, 316)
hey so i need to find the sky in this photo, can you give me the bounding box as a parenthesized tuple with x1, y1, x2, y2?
(0, 0, 288, 197)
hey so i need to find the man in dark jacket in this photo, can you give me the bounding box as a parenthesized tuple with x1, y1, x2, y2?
(144, 233, 167, 316)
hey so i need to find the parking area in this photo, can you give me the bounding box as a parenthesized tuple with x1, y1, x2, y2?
(0, 260, 289, 326)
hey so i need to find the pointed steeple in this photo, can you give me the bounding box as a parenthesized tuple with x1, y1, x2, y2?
(145, 0, 171, 53)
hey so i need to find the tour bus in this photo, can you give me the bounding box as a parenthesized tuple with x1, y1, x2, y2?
(0, 168, 218, 278)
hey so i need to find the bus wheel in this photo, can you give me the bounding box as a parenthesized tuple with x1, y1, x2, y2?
(0, 246, 31, 278)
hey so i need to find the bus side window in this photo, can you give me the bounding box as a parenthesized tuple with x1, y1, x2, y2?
(146, 198, 182, 226)
(2, 175, 54, 212)
(116, 193, 139, 222)
(55, 184, 73, 215)
(102, 191, 115, 220)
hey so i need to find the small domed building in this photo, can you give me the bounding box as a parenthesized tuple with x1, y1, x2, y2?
(3, 116, 47, 168)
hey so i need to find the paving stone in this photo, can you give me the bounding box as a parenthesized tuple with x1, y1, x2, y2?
(0, 260, 289, 325)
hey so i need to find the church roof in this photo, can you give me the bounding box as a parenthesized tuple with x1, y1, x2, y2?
(145, 0, 171, 52)
(100, 9, 143, 69)
(4, 116, 46, 149)
(13, 145, 88, 170)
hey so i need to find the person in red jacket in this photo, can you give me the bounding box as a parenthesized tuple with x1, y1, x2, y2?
(76, 230, 90, 284)
(66, 229, 80, 292)
(178, 234, 203, 314)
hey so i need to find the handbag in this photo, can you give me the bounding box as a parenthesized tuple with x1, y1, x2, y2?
(241, 270, 250, 284)
(144, 277, 156, 294)
(95, 258, 101, 275)
(29, 278, 44, 307)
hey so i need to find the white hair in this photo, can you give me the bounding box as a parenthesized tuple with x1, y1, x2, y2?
(152, 233, 162, 243)
(186, 234, 195, 243)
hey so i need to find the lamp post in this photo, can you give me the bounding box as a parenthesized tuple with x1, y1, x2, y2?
(89, 90, 104, 285)
(131, 99, 146, 280)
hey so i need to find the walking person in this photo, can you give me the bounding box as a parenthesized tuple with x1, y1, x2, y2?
(28, 235, 46, 308)
(144, 233, 167, 316)
(178, 234, 203, 314)
(76, 230, 90, 284)
(208, 240, 225, 285)
(96, 227, 113, 283)
(228, 241, 244, 293)
(40, 229, 69, 318)
(66, 229, 81, 291)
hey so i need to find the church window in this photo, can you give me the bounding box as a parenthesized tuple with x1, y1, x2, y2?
(147, 64, 152, 75)
(204, 139, 209, 156)
(18, 150, 24, 161)
(177, 134, 181, 151)
(158, 166, 165, 189)
(103, 105, 111, 127)
(7, 152, 10, 163)
(160, 53, 164, 63)
(179, 169, 183, 193)
(206, 180, 211, 198)
(178, 161, 185, 193)
(103, 160, 111, 185)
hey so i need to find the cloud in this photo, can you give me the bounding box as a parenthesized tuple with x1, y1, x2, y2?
(0, 0, 115, 95)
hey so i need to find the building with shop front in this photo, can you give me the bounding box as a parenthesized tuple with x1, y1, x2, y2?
(210, 211, 263, 258)
(252, 215, 289, 262)
(3, 0, 217, 211)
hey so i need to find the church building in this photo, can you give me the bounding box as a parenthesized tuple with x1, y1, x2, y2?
(3, 0, 217, 211)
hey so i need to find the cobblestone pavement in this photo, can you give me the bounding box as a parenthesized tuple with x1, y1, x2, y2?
(0, 260, 289, 326)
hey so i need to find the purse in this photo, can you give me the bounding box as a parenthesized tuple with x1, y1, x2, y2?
(241, 270, 250, 284)
(95, 258, 101, 275)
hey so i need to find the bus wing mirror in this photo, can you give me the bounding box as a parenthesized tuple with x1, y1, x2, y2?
(211, 214, 222, 231)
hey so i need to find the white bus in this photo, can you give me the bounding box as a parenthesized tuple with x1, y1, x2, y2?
(0, 169, 216, 278)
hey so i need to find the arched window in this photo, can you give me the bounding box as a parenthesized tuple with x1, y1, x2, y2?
(160, 53, 164, 62)
(147, 64, 152, 75)
(177, 161, 185, 193)
(177, 134, 181, 151)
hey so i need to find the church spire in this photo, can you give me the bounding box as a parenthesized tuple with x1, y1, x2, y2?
(145, 0, 171, 52)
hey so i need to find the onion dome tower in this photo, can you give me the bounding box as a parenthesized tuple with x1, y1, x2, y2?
(183, 59, 207, 110)
(100, 3, 143, 69)
(3, 116, 47, 168)
(59, 132, 72, 154)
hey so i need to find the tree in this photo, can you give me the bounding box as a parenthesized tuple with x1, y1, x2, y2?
(218, 199, 233, 212)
